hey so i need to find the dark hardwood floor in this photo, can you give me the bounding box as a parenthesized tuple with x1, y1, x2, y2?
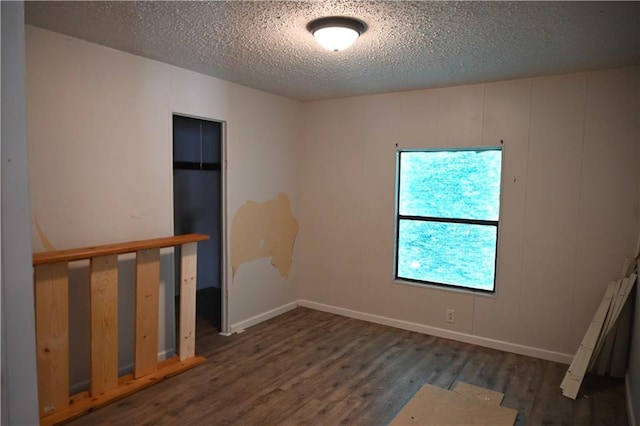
(68, 307, 627, 425)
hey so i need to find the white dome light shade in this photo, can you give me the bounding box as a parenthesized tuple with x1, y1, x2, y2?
(313, 27, 360, 52)
(307, 16, 366, 52)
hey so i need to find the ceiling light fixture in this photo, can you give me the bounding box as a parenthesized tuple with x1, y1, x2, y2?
(307, 16, 366, 52)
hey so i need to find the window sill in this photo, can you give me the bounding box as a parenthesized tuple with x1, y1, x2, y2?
(392, 278, 497, 298)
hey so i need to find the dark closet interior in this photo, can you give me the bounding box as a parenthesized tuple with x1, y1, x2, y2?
(173, 114, 222, 331)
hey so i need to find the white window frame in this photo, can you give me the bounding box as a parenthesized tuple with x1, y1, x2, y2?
(394, 147, 502, 293)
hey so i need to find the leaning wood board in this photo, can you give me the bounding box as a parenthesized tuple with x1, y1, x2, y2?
(594, 274, 637, 375)
(593, 277, 627, 374)
(609, 296, 633, 377)
(561, 280, 618, 399)
(588, 279, 622, 372)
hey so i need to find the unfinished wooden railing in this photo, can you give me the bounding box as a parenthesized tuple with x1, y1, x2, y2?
(32, 234, 210, 425)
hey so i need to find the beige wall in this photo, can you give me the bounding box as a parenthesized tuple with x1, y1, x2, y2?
(23, 21, 640, 417)
(299, 67, 639, 360)
(25, 25, 301, 383)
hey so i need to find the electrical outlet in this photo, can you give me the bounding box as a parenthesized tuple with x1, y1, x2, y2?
(446, 309, 455, 324)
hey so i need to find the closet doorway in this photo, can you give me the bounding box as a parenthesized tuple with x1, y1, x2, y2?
(173, 114, 223, 331)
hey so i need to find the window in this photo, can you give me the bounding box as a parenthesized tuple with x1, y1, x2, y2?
(395, 148, 502, 292)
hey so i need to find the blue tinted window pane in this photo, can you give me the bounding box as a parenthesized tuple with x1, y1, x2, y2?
(399, 150, 502, 220)
(397, 220, 497, 291)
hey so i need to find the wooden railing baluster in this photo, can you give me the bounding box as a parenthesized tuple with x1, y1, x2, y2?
(179, 242, 198, 361)
(90, 254, 118, 396)
(134, 248, 160, 379)
(35, 262, 70, 417)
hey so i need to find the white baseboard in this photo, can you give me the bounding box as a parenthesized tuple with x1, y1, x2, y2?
(220, 298, 574, 363)
(627, 373, 637, 426)
(298, 300, 573, 364)
(230, 300, 299, 334)
(68, 298, 576, 395)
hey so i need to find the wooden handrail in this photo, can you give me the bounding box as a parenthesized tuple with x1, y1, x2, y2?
(33, 233, 209, 265)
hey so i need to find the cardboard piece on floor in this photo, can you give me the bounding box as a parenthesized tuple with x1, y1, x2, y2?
(453, 382, 505, 405)
(389, 383, 517, 426)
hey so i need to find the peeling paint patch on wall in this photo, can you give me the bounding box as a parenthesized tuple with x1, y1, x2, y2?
(231, 193, 298, 279)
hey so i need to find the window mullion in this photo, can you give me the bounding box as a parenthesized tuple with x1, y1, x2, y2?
(398, 215, 497, 227)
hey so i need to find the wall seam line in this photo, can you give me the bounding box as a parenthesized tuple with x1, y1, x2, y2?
(516, 79, 534, 347)
(569, 74, 590, 345)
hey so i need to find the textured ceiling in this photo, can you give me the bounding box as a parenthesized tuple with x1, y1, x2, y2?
(25, 1, 640, 102)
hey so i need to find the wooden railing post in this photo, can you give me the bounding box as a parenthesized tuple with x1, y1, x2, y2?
(179, 242, 198, 360)
(34, 262, 70, 416)
(90, 254, 119, 396)
(134, 248, 160, 379)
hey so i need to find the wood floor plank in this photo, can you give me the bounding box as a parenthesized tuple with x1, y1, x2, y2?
(497, 353, 546, 426)
(67, 307, 628, 426)
(209, 315, 374, 425)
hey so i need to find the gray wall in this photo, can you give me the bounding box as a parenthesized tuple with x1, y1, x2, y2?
(1, 1, 40, 424)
